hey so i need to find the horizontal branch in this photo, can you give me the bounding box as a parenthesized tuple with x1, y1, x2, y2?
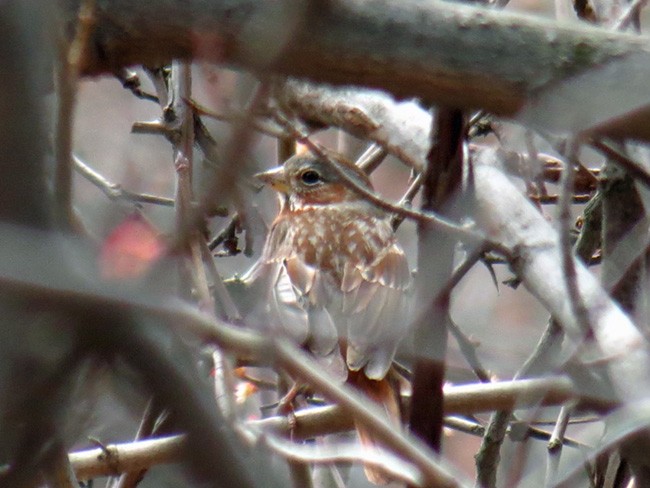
(69, 433, 422, 484)
(70, 436, 184, 480)
(68, 376, 589, 480)
(60, 0, 650, 140)
(255, 376, 604, 440)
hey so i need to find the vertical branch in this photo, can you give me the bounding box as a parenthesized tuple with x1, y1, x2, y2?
(54, 0, 95, 229)
(0, 2, 84, 485)
(544, 404, 573, 485)
(170, 64, 243, 470)
(558, 141, 592, 334)
(0, 1, 50, 228)
(171, 61, 195, 234)
(112, 61, 197, 488)
(270, 119, 316, 488)
(409, 108, 465, 454)
(175, 83, 270, 250)
(474, 411, 511, 488)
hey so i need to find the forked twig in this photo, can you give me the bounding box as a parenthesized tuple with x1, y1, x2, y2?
(74, 155, 174, 207)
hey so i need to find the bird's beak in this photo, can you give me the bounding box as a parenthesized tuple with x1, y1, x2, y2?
(254, 165, 290, 193)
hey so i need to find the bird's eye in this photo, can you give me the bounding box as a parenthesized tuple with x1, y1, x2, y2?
(300, 170, 321, 186)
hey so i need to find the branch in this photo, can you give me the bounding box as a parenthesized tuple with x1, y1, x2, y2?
(472, 147, 650, 403)
(70, 435, 184, 481)
(275, 79, 429, 172)
(74, 155, 175, 207)
(409, 107, 465, 454)
(59, 0, 650, 140)
(54, 0, 95, 229)
(67, 376, 589, 481)
(69, 433, 423, 485)
(252, 376, 594, 441)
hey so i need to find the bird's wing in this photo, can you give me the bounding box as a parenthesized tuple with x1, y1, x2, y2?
(247, 218, 347, 381)
(340, 225, 412, 380)
(282, 254, 348, 381)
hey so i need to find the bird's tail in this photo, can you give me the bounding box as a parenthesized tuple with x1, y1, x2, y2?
(348, 371, 402, 485)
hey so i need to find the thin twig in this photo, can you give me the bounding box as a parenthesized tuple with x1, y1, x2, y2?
(259, 435, 420, 486)
(590, 138, 650, 189)
(612, 0, 648, 29)
(399, 173, 424, 207)
(544, 404, 574, 487)
(73, 155, 174, 207)
(131, 120, 175, 137)
(448, 320, 491, 384)
(559, 140, 592, 335)
(170, 61, 195, 231)
(187, 97, 288, 139)
(445, 416, 586, 449)
(110, 398, 163, 488)
(391, 173, 423, 229)
(200, 238, 242, 321)
(115, 68, 159, 103)
(356, 143, 388, 174)
(208, 214, 241, 252)
(536, 194, 592, 204)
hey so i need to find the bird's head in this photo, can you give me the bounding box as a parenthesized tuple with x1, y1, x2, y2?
(255, 154, 373, 208)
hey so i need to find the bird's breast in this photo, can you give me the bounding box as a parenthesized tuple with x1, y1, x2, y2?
(283, 205, 393, 281)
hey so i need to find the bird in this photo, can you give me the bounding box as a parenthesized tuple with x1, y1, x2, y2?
(244, 151, 412, 484)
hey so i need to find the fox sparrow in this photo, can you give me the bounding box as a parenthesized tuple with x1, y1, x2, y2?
(245, 152, 412, 484)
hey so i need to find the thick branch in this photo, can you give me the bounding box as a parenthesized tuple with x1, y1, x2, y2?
(60, 0, 650, 140)
(472, 147, 650, 403)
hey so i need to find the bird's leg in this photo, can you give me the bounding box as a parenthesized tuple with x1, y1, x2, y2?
(276, 382, 304, 415)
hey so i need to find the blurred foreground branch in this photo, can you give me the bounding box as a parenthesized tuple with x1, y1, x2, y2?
(57, 0, 650, 140)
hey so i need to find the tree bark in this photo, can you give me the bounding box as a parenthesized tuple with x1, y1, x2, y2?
(58, 0, 650, 140)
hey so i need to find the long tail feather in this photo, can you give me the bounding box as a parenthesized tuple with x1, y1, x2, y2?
(348, 371, 401, 485)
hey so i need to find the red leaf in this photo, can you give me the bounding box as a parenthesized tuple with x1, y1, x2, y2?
(100, 213, 166, 280)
